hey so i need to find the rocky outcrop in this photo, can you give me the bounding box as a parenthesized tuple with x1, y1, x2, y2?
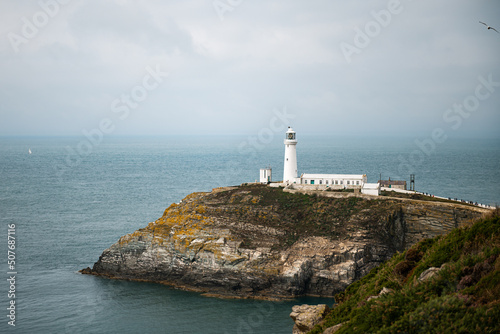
(83, 184, 488, 299)
(290, 304, 330, 334)
(418, 267, 442, 282)
(323, 323, 344, 334)
(366, 287, 394, 301)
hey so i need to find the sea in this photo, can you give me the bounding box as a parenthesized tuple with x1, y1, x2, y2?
(1, 135, 499, 333)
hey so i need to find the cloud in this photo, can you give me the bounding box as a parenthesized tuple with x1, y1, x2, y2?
(0, 0, 499, 137)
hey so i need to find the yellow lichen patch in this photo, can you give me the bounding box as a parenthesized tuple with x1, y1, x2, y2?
(117, 230, 149, 246)
(162, 203, 178, 216)
(149, 224, 173, 239)
(148, 203, 217, 241)
(160, 203, 212, 229)
(195, 204, 206, 214)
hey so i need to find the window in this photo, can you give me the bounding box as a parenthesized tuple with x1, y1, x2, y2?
(356, 181, 360, 185)
(311, 180, 315, 185)
(304, 180, 308, 184)
(335, 180, 338, 185)
(326, 180, 329, 185)
(347, 181, 350, 185)
(319, 180, 323, 185)
(340, 180, 343, 184)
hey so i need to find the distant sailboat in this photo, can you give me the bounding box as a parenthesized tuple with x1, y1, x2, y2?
(28, 148, 32, 155)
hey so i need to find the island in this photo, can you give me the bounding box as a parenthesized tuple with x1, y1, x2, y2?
(81, 184, 488, 300)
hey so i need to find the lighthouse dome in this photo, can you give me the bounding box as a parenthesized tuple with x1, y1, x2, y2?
(285, 127, 296, 141)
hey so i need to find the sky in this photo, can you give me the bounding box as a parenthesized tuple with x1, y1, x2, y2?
(0, 0, 499, 138)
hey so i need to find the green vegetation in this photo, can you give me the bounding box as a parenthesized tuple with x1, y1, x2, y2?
(211, 184, 400, 249)
(326, 188, 355, 193)
(309, 211, 500, 334)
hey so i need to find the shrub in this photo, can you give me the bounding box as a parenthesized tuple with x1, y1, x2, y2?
(405, 248, 423, 263)
(393, 260, 415, 278)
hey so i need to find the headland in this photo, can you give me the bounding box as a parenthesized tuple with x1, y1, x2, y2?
(81, 184, 490, 300)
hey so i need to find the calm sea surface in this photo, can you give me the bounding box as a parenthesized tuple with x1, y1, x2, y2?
(1, 135, 499, 333)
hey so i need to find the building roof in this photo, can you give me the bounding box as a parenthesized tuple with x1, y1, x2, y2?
(380, 180, 406, 186)
(362, 183, 380, 189)
(301, 173, 366, 179)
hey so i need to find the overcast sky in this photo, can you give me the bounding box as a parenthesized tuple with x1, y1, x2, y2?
(1, 0, 499, 138)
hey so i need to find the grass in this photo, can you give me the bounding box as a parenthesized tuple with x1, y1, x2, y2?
(209, 184, 399, 249)
(309, 210, 500, 334)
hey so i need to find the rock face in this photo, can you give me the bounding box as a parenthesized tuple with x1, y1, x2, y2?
(290, 304, 330, 334)
(84, 184, 488, 299)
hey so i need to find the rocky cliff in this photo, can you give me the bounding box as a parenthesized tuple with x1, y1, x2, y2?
(302, 212, 500, 334)
(82, 184, 488, 299)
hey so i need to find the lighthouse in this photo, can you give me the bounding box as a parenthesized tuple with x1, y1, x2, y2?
(283, 127, 298, 183)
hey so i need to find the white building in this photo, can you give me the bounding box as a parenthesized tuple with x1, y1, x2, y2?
(361, 182, 381, 196)
(283, 127, 298, 184)
(300, 173, 367, 188)
(260, 167, 272, 184)
(279, 127, 379, 195)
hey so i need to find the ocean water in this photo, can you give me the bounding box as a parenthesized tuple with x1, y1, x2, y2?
(0, 135, 499, 333)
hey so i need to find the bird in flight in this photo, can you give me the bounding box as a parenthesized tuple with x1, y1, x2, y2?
(479, 21, 499, 33)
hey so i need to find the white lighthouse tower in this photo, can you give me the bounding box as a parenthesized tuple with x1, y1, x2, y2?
(283, 127, 298, 184)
